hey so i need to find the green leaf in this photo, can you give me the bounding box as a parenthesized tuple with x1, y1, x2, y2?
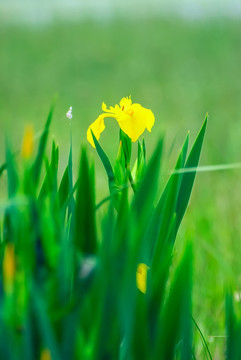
(114, 141, 126, 187)
(22, 316, 34, 360)
(61, 179, 79, 215)
(0, 162, 7, 178)
(154, 243, 193, 360)
(130, 294, 149, 359)
(148, 213, 176, 337)
(5, 138, 19, 198)
(31, 283, 61, 360)
(38, 140, 59, 199)
(91, 130, 115, 184)
(60, 308, 80, 360)
(151, 134, 189, 267)
(32, 98, 56, 187)
(91, 131, 120, 208)
(120, 129, 132, 166)
(74, 147, 97, 254)
(40, 201, 59, 269)
(133, 140, 146, 184)
(0, 317, 18, 360)
(175, 116, 207, 232)
(132, 139, 163, 218)
(225, 292, 241, 360)
(142, 138, 146, 160)
(192, 316, 212, 360)
(59, 165, 70, 209)
(67, 137, 75, 219)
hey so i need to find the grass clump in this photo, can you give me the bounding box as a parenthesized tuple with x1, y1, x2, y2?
(1, 100, 226, 359)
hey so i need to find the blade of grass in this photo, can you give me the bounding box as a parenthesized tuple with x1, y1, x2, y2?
(91, 130, 115, 184)
(32, 97, 56, 186)
(38, 139, 59, 199)
(132, 139, 162, 217)
(151, 134, 189, 266)
(5, 138, 19, 198)
(192, 316, 213, 360)
(67, 130, 75, 220)
(74, 147, 97, 254)
(154, 243, 193, 360)
(59, 165, 70, 210)
(0, 162, 7, 177)
(175, 116, 207, 232)
(91, 131, 120, 207)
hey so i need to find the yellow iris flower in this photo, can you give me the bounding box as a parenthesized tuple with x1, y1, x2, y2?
(87, 97, 155, 147)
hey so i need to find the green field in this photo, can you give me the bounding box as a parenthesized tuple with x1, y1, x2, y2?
(1, 17, 241, 357)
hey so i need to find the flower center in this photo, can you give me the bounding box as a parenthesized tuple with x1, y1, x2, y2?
(121, 105, 134, 117)
(126, 109, 134, 116)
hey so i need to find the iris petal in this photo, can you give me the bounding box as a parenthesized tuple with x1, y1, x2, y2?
(87, 114, 106, 148)
(131, 104, 155, 132)
(117, 111, 146, 142)
(119, 97, 132, 110)
(87, 112, 118, 147)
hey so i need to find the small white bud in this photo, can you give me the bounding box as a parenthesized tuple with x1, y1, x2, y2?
(66, 106, 73, 120)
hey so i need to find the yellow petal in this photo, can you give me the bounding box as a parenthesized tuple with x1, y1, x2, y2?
(119, 96, 132, 111)
(117, 110, 146, 142)
(87, 112, 118, 147)
(136, 263, 149, 294)
(102, 102, 119, 114)
(102, 102, 108, 112)
(131, 104, 155, 132)
(87, 114, 106, 148)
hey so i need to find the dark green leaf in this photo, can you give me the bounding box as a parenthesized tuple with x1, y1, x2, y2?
(31, 284, 61, 360)
(59, 165, 70, 209)
(74, 147, 97, 254)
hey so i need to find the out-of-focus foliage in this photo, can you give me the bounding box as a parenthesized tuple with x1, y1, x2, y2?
(0, 105, 207, 359)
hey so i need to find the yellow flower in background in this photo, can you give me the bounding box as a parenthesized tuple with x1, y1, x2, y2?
(41, 349, 51, 360)
(21, 125, 34, 159)
(3, 243, 15, 294)
(87, 97, 155, 147)
(136, 263, 150, 294)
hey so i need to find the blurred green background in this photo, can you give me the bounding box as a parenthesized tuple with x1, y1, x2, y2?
(1, 2, 241, 356)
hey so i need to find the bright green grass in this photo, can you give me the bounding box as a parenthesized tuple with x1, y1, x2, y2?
(1, 17, 241, 357)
